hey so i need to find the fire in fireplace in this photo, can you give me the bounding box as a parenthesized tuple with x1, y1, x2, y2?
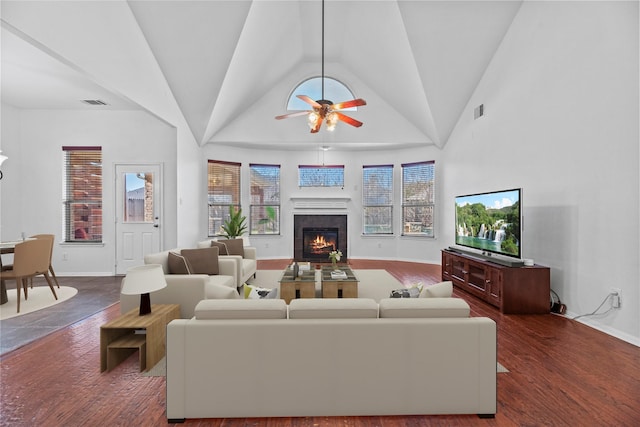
(302, 227, 338, 260)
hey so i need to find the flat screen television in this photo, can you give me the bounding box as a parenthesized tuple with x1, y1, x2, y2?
(454, 188, 522, 259)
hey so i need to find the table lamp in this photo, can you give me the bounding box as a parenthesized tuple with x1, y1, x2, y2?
(121, 264, 167, 315)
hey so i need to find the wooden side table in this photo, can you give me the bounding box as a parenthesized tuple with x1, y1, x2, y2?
(100, 304, 180, 372)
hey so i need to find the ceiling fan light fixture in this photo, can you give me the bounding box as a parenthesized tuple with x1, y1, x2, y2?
(308, 111, 320, 129)
(326, 112, 338, 131)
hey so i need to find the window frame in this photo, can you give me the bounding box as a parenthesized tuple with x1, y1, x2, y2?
(401, 161, 435, 237)
(208, 160, 241, 237)
(249, 163, 281, 235)
(62, 146, 103, 243)
(362, 164, 394, 235)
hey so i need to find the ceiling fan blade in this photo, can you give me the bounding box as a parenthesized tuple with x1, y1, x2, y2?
(331, 98, 367, 110)
(335, 112, 363, 128)
(297, 95, 322, 108)
(275, 111, 311, 120)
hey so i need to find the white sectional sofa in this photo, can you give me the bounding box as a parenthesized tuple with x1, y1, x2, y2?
(120, 248, 239, 318)
(166, 297, 497, 421)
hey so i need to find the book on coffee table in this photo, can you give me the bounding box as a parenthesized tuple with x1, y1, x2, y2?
(330, 270, 348, 279)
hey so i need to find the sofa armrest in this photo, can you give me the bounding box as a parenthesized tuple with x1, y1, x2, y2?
(217, 257, 238, 284)
(243, 247, 257, 260)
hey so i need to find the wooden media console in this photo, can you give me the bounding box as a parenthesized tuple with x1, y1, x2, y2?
(442, 249, 550, 314)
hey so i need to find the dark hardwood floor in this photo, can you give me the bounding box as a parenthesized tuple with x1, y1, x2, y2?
(1, 259, 638, 426)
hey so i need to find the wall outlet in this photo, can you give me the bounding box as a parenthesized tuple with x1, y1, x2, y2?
(62, 252, 68, 261)
(610, 288, 621, 308)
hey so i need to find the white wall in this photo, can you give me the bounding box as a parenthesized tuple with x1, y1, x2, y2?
(441, 1, 639, 344)
(0, 108, 178, 275)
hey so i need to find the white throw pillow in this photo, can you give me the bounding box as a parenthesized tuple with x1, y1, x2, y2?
(244, 283, 277, 299)
(420, 281, 453, 298)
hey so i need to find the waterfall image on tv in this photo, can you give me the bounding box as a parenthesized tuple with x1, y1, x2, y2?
(455, 188, 521, 258)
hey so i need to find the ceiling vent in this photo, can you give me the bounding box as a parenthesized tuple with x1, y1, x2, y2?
(82, 99, 108, 106)
(474, 104, 484, 119)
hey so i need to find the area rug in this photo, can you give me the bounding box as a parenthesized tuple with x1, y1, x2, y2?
(0, 286, 78, 321)
(143, 357, 508, 377)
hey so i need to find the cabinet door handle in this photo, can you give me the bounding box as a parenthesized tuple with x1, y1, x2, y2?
(485, 279, 491, 284)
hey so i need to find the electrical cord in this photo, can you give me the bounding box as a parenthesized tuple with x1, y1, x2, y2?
(572, 293, 616, 320)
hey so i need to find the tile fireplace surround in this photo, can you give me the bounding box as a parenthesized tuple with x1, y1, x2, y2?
(293, 214, 347, 262)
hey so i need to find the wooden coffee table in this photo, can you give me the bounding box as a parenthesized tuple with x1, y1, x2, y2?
(321, 266, 358, 299)
(279, 267, 316, 304)
(100, 304, 180, 372)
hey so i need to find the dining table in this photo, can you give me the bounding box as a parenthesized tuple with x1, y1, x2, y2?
(0, 240, 25, 305)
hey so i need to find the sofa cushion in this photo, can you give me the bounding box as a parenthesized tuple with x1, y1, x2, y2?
(194, 299, 287, 319)
(209, 241, 229, 255)
(288, 298, 379, 319)
(420, 281, 453, 298)
(390, 283, 423, 298)
(168, 252, 192, 274)
(181, 247, 219, 275)
(244, 283, 277, 299)
(379, 297, 470, 318)
(222, 238, 245, 257)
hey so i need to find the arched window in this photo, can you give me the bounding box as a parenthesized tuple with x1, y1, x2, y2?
(287, 77, 357, 111)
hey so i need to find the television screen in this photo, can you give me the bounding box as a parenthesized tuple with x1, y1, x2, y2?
(455, 188, 521, 259)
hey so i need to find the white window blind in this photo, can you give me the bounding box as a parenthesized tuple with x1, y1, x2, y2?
(250, 163, 280, 235)
(362, 164, 394, 234)
(298, 165, 344, 187)
(208, 160, 241, 236)
(62, 146, 102, 243)
(401, 161, 435, 237)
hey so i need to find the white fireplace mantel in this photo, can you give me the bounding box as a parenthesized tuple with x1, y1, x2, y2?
(290, 196, 351, 209)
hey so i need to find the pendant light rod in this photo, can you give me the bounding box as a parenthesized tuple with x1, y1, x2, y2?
(321, 0, 325, 100)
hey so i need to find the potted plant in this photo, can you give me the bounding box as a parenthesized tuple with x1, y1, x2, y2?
(220, 205, 247, 239)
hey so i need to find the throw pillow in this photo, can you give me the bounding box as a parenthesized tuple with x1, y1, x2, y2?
(167, 251, 192, 274)
(222, 238, 245, 257)
(420, 281, 453, 298)
(181, 247, 220, 275)
(210, 241, 228, 255)
(244, 283, 277, 299)
(390, 283, 423, 298)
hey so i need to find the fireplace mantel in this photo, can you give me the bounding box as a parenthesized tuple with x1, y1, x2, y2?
(290, 197, 351, 209)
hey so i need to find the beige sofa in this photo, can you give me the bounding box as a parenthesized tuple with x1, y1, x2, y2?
(166, 297, 497, 421)
(120, 248, 239, 318)
(197, 239, 257, 287)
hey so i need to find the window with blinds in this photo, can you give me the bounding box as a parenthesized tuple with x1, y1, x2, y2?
(62, 146, 103, 243)
(298, 165, 344, 187)
(208, 160, 241, 236)
(401, 161, 435, 237)
(362, 164, 394, 234)
(249, 164, 280, 235)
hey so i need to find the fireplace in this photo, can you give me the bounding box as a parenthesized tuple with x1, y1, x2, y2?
(302, 228, 338, 261)
(294, 215, 347, 262)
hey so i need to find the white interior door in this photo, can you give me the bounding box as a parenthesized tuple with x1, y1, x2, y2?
(115, 164, 162, 274)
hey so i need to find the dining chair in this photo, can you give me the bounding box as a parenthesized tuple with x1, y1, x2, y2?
(29, 234, 60, 289)
(0, 239, 58, 313)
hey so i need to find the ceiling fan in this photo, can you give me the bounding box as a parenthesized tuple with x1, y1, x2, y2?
(275, 0, 366, 133)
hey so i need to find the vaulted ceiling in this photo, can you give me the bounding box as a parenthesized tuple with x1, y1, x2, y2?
(1, 1, 523, 150)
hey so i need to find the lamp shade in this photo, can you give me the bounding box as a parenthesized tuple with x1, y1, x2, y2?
(121, 264, 167, 295)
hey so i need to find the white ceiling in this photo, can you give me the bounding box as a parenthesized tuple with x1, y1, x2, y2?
(1, 0, 523, 150)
